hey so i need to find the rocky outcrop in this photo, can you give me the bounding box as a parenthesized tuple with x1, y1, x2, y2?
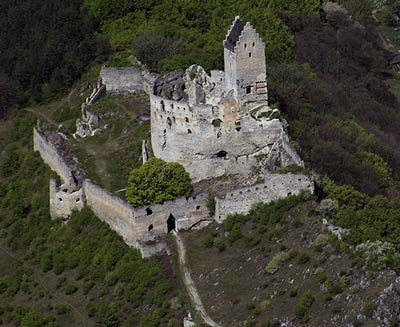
(374, 277, 400, 326)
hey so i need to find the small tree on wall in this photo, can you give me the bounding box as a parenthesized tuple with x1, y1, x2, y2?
(126, 157, 193, 207)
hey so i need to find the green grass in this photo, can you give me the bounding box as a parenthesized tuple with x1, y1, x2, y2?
(68, 94, 151, 194)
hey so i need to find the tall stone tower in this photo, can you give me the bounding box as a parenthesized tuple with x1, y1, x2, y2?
(224, 17, 268, 108)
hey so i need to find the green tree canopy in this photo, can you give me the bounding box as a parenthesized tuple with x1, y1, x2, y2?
(126, 157, 192, 207)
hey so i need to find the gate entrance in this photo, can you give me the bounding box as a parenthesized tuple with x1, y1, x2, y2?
(167, 214, 176, 233)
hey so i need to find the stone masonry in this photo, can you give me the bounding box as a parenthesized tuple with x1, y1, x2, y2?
(34, 17, 314, 257)
(150, 17, 303, 183)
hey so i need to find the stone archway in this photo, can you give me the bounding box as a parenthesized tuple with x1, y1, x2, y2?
(167, 214, 176, 233)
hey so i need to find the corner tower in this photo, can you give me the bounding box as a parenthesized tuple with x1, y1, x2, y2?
(224, 17, 268, 108)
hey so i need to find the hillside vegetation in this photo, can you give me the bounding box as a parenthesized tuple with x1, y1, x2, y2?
(0, 115, 188, 326)
(2, 0, 400, 326)
(182, 193, 399, 326)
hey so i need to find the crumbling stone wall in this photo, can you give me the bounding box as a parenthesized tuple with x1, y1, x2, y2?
(134, 193, 210, 242)
(82, 179, 137, 247)
(33, 127, 84, 185)
(215, 173, 314, 222)
(150, 90, 303, 182)
(49, 179, 84, 219)
(100, 67, 144, 94)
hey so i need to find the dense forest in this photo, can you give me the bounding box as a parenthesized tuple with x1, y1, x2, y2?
(2, 0, 400, 196)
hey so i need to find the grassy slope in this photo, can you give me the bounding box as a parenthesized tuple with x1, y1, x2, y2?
(181, 200, 395, 326)
(69, 93, 151, 195)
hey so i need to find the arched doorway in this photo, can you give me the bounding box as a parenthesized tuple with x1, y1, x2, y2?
(167, 214, 176, 233)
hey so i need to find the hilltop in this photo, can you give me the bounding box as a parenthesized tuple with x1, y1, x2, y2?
(2, 1, 400, 327)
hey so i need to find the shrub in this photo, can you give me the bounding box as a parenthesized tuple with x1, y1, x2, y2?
(315, 267, 327, 284)
(315, 234, 328, 248)
(204, 234, 214, 248)
(83, 280, 95, 295)
(289, 286, 299, 297)
(265, 251, 291, 275)
(213, 238, 226, 252)
(206, 194, 216, 215)
(295, 292, 314, 323)
(350, 284, 360, 294)
(362, 300, 375, 318)
(296, 252, 310, 264)
(317, 198, 339, 218)
(355, 240, 394, 269)
(64, 283, 78, 295)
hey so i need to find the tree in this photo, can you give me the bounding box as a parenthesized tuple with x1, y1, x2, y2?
(126, 157, 192, 207)
(134, 30, 183, 72)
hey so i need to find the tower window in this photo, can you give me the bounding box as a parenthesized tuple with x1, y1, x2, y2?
(249, 52, 252, 58)
(246, 86, 251, 94)
(252, 42, 255, 46)
(244, 43, 247, 48)
(187, 129, 192, 134)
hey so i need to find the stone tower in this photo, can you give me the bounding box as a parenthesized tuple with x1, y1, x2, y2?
(224, 16, 268, 108)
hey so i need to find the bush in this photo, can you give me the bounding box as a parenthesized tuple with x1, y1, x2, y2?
(265, 251, 291, 275)
(315, 267, 327, 284)
(289, 286, 299, 297)
(213, 238, 226, 252)
(362, 300, 375, 318)
(64, 283, 78, 295)
(350, 284, 360, 294)
(317, 199, 339, 218)
(296, 252, 310, 264)
(295, 292, 314, 323)
(204, 234, 214, 248)
(53, 304, 71, 315)
(355, 240, 394, 269)
(206, 194, 216, 215)
(126, 158, 192, 207)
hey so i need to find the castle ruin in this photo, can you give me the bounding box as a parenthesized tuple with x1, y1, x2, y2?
(150, 16, 303, 182)
(33, 17, 313, 258)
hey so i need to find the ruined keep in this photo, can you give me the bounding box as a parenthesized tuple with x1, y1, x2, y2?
(150, 17, 303, 182)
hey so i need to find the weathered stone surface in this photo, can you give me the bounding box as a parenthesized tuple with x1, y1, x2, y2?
(137, 240, 168, 258)
(100, 67, 144, 94)
(150, 18, 303, 182)
(215, 173, 314, 222)
(82, 179, 137, 247)
(74, 103, 103, 139)
(150, 92, 303, 182)
(33, 127, 85, 186)
(50, 179, 84, 220)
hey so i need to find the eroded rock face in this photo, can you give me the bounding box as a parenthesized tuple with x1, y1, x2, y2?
(374, 277, 400, 326)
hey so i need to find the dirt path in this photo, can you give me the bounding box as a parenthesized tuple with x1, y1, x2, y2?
(173, 231, 221, 327)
